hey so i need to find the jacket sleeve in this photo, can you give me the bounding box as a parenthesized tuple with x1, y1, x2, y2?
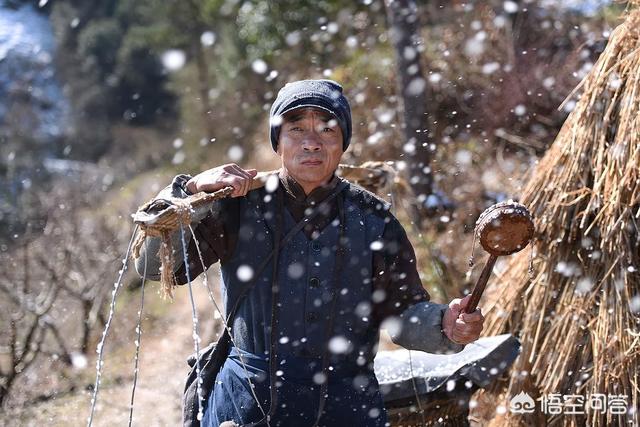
(389, 301, 464, 354)
(134, 174, 236, 284)
(372, 215, 464, 354)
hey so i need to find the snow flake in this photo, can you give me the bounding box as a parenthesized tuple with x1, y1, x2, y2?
(482, 62, 500, 75)
(543, 77, 556, 89)
(313, 372, 327, 384)
(376, 109, 394, 124)
(236, 265, 254, 282)
(455, 150, 473, 165)
(381, 317, 402, 336)
(369, 240, 383, 251)
(556, 261, 581, 277)
(286, 31, 301, 46)
(503, 1, 518, 13)
(494, 15, 507, 28)
(514, 105, 527, 116)
(406, 77, 426, 96)
(355, 302, 372, 317)
(328, 335, 352, 354)
(403, 46, 417, 61)
(368, 408, 380, 418)
(251, 59, 268, 74)
(172, 151, 185, 165)
(201, 31, 216, 47)
(227, 145, 244, 162)
(428, 73, 442, 84)
(367, 131, 384, 145)
(161, 50, 186, 72)
(287, 262, 305, 279)
(465, 38, 485, 57)
(71, 352, 88, 370)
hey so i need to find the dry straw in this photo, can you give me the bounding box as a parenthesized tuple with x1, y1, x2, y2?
(478, 7, 640, 427)
(132, 188, 233, 298)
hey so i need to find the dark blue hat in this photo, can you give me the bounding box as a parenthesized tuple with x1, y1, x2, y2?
(269, 79, 352, 152)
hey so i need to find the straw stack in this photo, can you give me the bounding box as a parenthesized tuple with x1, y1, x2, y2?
(478, 7, 640, 426)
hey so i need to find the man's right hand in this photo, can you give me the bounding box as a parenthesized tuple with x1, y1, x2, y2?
(186, 163, 258, 198)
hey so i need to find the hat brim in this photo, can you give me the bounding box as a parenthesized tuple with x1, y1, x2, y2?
(278, 103, 338, 120)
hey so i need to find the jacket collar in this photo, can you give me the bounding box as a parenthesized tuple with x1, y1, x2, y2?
(277, 170, 340, 207)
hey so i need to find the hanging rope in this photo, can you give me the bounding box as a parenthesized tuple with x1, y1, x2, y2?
(128, 241, 147, 426)
(179, 224, 206, 421)
(187, 225, 269, 422)
(407, 350, 427, 426)
(87, 226, 139, 427)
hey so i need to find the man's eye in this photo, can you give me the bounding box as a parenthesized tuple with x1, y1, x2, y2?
(322, 127, 334, 132)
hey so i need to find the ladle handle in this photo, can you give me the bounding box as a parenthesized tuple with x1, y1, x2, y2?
(463, 254, 498, 313)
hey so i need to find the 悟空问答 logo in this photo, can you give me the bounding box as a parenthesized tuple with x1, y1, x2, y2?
(510, 391, 536, 414)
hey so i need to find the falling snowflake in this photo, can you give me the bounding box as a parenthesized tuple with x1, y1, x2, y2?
(161, 50, 186, 72)
(328, 336, 352, 354)
(252, 59, 268, 74)
(237, 265, 254, 282)
(201, 31, 216, 47)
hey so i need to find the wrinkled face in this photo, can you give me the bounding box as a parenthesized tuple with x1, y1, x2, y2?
(277, 107, 344, 193)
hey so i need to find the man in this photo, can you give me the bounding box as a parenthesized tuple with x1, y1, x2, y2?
(136, 79, 484, 427)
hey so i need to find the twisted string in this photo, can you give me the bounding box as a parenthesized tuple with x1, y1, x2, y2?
(187, 225, 269, 422)
(179, 224, 205, 421)
(87, 226, 139, 427)
(128, 240, 147, 426)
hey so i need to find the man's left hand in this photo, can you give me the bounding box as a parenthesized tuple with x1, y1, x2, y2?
(442, 295, 484, 345)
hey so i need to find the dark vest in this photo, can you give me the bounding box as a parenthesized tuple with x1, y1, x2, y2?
(219, 182, 388, 368)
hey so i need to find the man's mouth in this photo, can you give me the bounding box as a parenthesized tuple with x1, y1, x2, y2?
(301, 159, 323, 165)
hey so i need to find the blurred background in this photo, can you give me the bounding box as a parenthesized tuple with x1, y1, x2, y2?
(0, 0, 624, 425)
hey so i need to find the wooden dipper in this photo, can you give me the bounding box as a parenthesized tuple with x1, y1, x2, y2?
(464, 200, 534, 313)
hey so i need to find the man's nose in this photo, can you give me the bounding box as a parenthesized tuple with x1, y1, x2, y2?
(302, 133, 322, 151)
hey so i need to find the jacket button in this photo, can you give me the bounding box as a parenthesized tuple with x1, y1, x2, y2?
(309, 277, 320, 288)
(306, 312, 318, 322)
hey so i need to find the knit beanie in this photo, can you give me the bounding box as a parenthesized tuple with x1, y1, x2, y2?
(269, 79, 352, 151)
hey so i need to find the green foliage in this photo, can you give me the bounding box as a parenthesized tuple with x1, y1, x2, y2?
(52, 0, 177, 142)
(116, 28, 176, 123)
(77, 19, 122, 75)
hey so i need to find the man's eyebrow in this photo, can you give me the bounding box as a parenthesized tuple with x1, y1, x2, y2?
(284, 114, 304, 123)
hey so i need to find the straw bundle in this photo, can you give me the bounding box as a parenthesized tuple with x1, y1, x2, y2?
(131, 188, 234, 298)
(478, 8, 640, 426)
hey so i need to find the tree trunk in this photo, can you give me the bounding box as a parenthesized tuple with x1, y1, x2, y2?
(185, 0, 216, 143)
(192, 38, 217, 143)
(384, 0, 433, 209)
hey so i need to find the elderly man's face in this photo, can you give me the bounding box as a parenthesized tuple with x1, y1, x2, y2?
(277, 107, 343, 194)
